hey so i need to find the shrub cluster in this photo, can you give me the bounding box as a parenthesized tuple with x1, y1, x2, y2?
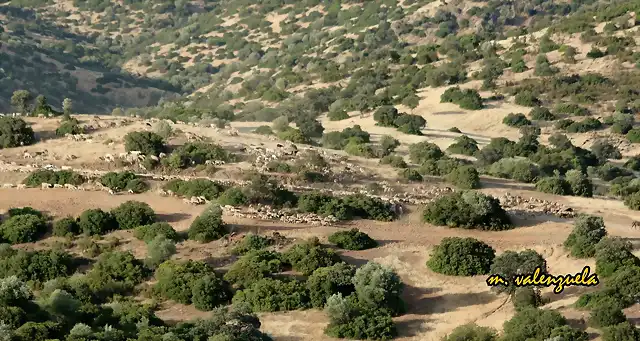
(99, 171, 148, 193)
(231, 233, 275, 255)
(188, 205, 226, 243)
(154, 260, 231, 310)
(0, 209, 48, 244)
(445, 165, 480, 189)
(0, 247, 75, 283)
(535, 171, 593, 197)
(446, 135, 479, 156)
(427, 237, 496, 276)
(489, 250, 547, 295)
(283, 237, 342, 276)
(0, 117, 35, 148)
(224, 250, 284, 289)
(441, 87, 484, 110)
(134, 222, 179, 242)
(23, 170, 85, 187)
(297, 192, 396, 221)
(328, 229, 378, 250)
(563, 214, 607, 258)
(124, 131, 165, 156)
(232, 277, 310, 312)
(373, 106, 426, 135)
(163, 178, 226, 200)
(503, 113, 532, 127)
(487, 157, 540, 183)
(164, 142, 234, 169)
(422, 191, 513, 230)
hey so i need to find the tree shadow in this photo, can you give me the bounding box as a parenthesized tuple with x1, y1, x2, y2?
(336, 254, 369, 267)
(509, 213, 572, 228)
(480, 177, 535, 191)
(157, 212, 192, 223)
(402, 284, 498, 315)
(396, 318, 432, 337)
(376, 239, 402, 247)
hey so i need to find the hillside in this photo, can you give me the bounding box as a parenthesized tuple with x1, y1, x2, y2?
(1, 1, 640, 341)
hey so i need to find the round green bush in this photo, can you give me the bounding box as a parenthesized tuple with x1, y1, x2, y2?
(0, 117, 35, 148)
(191, 274, 232, 311)
(595, 237, 640, 278)
(442, 324, 498, 341)
(602, 322, 640, 341)
(0, 214, 47, 244)
(589, 302, 627, 328)
(426, 237, 495, 276)
(223, 250, 284, 289)
(110, 201, 156, 230)
(124, 131, 165, 156)
(549, 326, 589, 341)
(422, 191, 513, 230)
(88, 251, 147, 286)
(188, 206, 227, 242)
(52, 217, 80, 237)
(217, 187, 248, 206)
(133, 222, 178, 242)
(489, 250, 547, 295)
(446, 165, 480, 189)
(563, 214, 607, 258)
(78, 209, 118, 236)
(328, 110, 349, 121)
(284, 238, 341, 276)
(306, 263, 356, 309)
(535, 177, 571, 195)
(232, 277, 310, 312)
(503, 113, 531, 127)
(512, 287, 543, 311)
(328, 229, 378, 251)
(502, 308, 566, 341)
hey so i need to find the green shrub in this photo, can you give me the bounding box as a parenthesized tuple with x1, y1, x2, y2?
(232, 278, 310, 312)
(502, 308, 567, 341)
(589, 303, 627, 328)
(110, 201, 156, 230)
(328, 110, 349, 121)
(278, 127, 311, 144)
(283, 237, 341, 276)
(231, 233, 274, 255)
(23, 170, 84, 187)
(217, 186, 249, 206)
(266, 161, 293, 173)
(595, 237, 640, 278)
(514, 91, 541, 107)
(124, 131, 165, 156)
(442, 324, 498, 341)
(427, 237, 495, 276)
(88, 251, 147, 287)
(224, 250, 284, 289)
(380, 155, 407, 168)
(446, 135, 479, 156)
(488, 157, 540, 183)
(188, 206, 226, 242)
(154, 260, 215, 304)
(352, 261, 405, 315)
(399, 168, 423, 182)
(163, 179, 225, 200)
(0, 249, 74, 283)
(555, 103, 589, 116)
(145, 234, 176, 269)
(409, 141, 445, 163)
(529, 107, 556, 121)
(99, 171, 148, 193)
(133, 222, 178, 242)
(549, 325, 589, 341)
(6, 207, 45, 218)
(324, 293, 397, 340)
(535, 177, 572, 195)
(566, 118, 602, 133)
(575, 288, 625, 310)
(165, 142, 233, 168)
(565, 170, 593, 197)
(0, 117, 35, 148)
(602, 322, 640, 341)
(342, 194, 395, 221)
(512, 287, 543, 311)
(191, 274, 232, 311)
(440, 87, 484, 110)
(446, 165, 480, 189)
(422, 191, 513, 230)
(0, 214, 47, 244)
(564, 214, 607, 258)
(624, 191, 640, 210)
(78, 209, 117, 236)
(627, 128, 640, 143)
(602, 265, 640, 307)
(328, 229, 377, 251)
(490, 250, 547, 295)
(52, 217, 79, 237)
(253, 125, 273, 135)
(242, 173, 298, 207)
(503, 113, 532, 127)
(306, 263, 356, 309)
(55, 120, 83, 136)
